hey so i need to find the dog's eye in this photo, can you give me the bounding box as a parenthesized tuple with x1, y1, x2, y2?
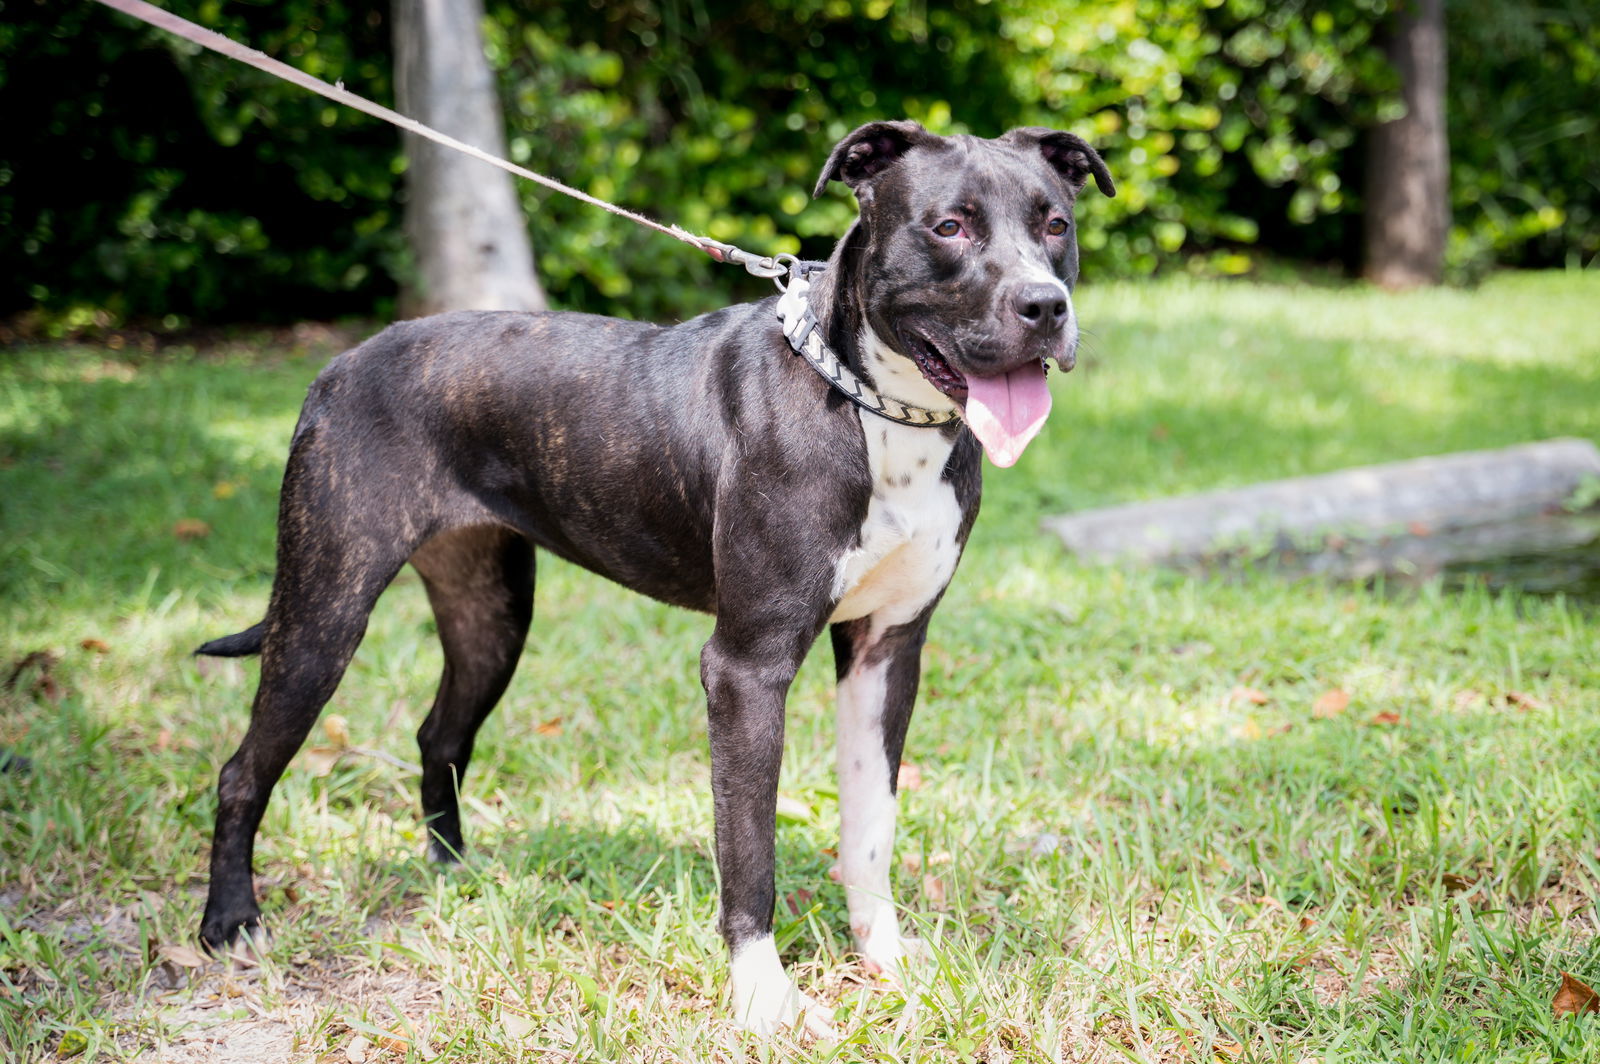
(933, 220, 963, 238)
(1046, 217, 1069, 236)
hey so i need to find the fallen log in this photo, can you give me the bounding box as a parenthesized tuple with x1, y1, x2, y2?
(1043, 438, 1600, 581)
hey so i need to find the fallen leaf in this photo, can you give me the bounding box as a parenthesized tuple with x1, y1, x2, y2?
(535, 717, 563, 736)
(922, 874, 947, 909)
(900, 853, 923, 875)
(344, 1034, 370, 1063)
(79, 638, 110, 654)
(155, 728, 173, 752)
(1213, 1039, 1245, 1059)
(897, 761, 924, 791)
(1312, 689, 1351, 719)
(172, 518, 211, 540)
(1554, 971, 1600, 1017)
(373, 1028, 412, 1054)
(1230, 686, 1270, 706)
(1501, 691, 1546, 712)
(1453, 689, 1484, 709)
(301, 746, 343, 777)
(1441, 872, 1479, 894)
(55, 1029, 89, 1059)
(1369, 710, 1403, 726)
(784, 888, 814, 916)
(322, 714, 350, 748)
(157, 943, 209, 968)
(1298, 915, 1316, 932)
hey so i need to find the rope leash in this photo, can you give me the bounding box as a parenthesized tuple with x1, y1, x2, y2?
(89, 0, 793, 282)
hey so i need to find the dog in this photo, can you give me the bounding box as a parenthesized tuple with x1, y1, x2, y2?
(194, 120, 1114, 1035)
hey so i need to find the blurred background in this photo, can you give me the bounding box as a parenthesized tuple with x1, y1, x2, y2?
(3, 0, 1596, 333)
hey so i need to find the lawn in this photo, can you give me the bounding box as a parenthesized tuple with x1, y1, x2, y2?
(2, 271, 1599, 1062)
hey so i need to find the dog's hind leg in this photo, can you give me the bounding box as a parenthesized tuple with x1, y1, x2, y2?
(200, 459, 422, 951)
(830, 609, 933, 980)
(409, 525, 534, 863)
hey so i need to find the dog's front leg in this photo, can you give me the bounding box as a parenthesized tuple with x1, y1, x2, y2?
(700, 623, 833, 1036)
(831, 611, 934, 979)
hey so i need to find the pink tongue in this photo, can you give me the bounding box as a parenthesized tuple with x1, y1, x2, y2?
(962, 362, 1052, 467)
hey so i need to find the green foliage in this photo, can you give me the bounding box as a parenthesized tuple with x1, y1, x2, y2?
(0, 0, 1595, 325)
(0, 1, 402, 325)
(478, 0, 1401, 313)
(1446, 0, 1600, 275)
(997, 0, 1396, 274)
(482, 0, 1024, 318)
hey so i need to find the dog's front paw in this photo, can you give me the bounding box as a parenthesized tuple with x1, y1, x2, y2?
(729, 938, 836, 1038)
(733, 982, 836, 1039)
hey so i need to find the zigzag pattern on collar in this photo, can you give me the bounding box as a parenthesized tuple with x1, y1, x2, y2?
(775, 274, 960, 429)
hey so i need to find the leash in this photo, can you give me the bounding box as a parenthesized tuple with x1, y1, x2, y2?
(92, 0, 953, 428)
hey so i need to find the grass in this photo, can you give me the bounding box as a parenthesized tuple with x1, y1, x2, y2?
(2, 271, 1599, 1062)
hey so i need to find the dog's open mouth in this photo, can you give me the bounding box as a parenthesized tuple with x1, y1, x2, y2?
(905, 332, 968, 398)
(902, 330, 1054, 468)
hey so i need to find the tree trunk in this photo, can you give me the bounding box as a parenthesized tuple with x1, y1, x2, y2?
(393, 0, 546, 315)
(1362, 0, 1450, 288)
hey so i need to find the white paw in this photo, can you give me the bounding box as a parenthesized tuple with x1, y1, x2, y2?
(732, 982, 836, 1038)
(729, 936, 837, 1038)
(857, 929, 929, 985)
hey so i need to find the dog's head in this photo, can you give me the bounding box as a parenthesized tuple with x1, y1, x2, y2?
(815, 121, 1114, 465)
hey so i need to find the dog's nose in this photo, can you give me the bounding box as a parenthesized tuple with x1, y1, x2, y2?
(1012, 283, 1070, 333)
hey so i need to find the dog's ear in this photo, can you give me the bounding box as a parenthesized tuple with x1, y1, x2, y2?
(813, 120, 937, 198)
(1007, 128, 1116, 197)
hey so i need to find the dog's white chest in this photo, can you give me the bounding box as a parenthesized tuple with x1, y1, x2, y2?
(829, 416, 962, 627)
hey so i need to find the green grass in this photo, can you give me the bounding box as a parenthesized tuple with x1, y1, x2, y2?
(2, 271, 1599, 1062)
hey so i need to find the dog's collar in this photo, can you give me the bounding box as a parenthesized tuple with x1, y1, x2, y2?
(775, 272, 960, 429)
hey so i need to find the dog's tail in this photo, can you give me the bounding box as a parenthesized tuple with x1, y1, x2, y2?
(195, 621, 266, 658)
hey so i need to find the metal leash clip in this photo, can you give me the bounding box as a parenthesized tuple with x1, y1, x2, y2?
(698, 240, 798, 286)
